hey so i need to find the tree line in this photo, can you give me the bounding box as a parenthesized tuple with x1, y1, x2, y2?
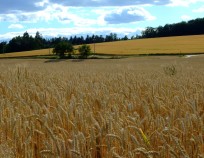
(0, 32, 129, 54)
(1, 17, 204, 54)
(52, 41, 92, 59)
(141, 17, 204, 38)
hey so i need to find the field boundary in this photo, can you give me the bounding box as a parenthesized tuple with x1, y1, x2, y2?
(1, 52, 204, 59)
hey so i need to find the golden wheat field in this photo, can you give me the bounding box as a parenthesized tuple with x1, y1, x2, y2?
(0, 56, 204, 158)
(1, 35, 204, 58)
(89, 35, 204, 55)
(0, 48, 53, 58)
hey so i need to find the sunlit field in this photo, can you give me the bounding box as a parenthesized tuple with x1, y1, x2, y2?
(0, 48, 53, 58)
(88, 35, 204, 55)
(0, 56, 204, 157)
(1, 35, 204, 58)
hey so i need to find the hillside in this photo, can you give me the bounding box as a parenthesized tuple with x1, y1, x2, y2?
(0, 48, 53, 58)
(142, 17, 204, 38)
(0, 34, 204, 58)
(87, 34, 204, 55)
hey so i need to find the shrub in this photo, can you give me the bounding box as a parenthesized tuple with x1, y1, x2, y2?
(53, 42, 74, 58)
(78, 44, 91, 59)
(163, 65, 177, 76)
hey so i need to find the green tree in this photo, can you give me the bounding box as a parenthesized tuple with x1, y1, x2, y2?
(78, 44, 91, 59)
(122, 35, 129, 40)
(22, 32, 35, 51)
(53, 42, 74, 58)
(34, 31, 44, 49)
(0, 42, 7, 53)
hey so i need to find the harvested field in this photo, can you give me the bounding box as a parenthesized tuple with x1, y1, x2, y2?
(0, 56, 204, 157)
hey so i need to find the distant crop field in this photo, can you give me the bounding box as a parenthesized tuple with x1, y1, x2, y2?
(0, 48, 53, 58)
(0, 35, 204, 58)
(0, 56, 204, 157)
(86, 34, 204, 55)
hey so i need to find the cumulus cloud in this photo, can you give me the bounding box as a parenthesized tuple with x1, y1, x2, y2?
(31, 27, 142, 37)
(0, 11, 48, 23)
(0, 0, 47, 14)
(35, 0, 49, 7)
(8, 24, 24, 29)
(104, 7, 155, 24)
(0, 0, 201, 25)
(0, 14, 19, 22)
(181, 15, 191, 21)
(1, 0, 203, 41)
(49, 0, 171, 7)
(0, 0, 172, 14)
(0, 4, 103, 27)
(0, 4, 65, 23)
(1, 0, 204, 15)
(193, 6, 204, 12)
(0, 27, 144, 40)
(50, 5, 98, 26)
(169, 0, 204, 6)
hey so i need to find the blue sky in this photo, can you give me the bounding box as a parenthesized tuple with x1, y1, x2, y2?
(0, 0, 204, 40)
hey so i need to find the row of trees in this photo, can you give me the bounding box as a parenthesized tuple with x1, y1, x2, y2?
(0, 32, 129, 54)
(53, 42, 91, 59)
(1, 17, 204, 54)
(0, 42, 7, 54)
(0, 32, 47, 53)
(141, 17, 204, 38)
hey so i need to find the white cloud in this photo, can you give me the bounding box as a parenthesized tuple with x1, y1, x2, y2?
(27, 27, 144, 37)
(0, 0, 203, 15)
(0, 14, 19, 23)
(0, 0, 202, 26)
(0, 32, 23, 41)
(181, 15, 191, 21)
(169, 0, 204, 6)
(0, 4, 101, 26)
(0, 27, 144, 40)
(35, 0, 49, 7)
(0, 0, 45, 14)
(103, 7, 155, 24)
(1, 0, 203, 41)
(50, 5, 98, 26)
(8, 24, 24, 29)
(0, 0, 171, 15)
(0, 11, 50, 23)
(49, 0, 171, 7)
(193, 6, 204, 12)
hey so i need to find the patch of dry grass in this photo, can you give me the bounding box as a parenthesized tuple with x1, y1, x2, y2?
(0, 57, 204, 157)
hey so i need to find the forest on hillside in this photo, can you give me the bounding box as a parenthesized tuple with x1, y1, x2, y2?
(0, 17, 204, 53)
(141, 17, 204, 38)
(0, 32, 128, 53)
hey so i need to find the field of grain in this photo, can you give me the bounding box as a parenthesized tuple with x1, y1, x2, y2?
(0, 48, 53, 58)
(85, 35, 204, 55)
(1, 35, 204, 58)
(0, 56, 204, 157)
